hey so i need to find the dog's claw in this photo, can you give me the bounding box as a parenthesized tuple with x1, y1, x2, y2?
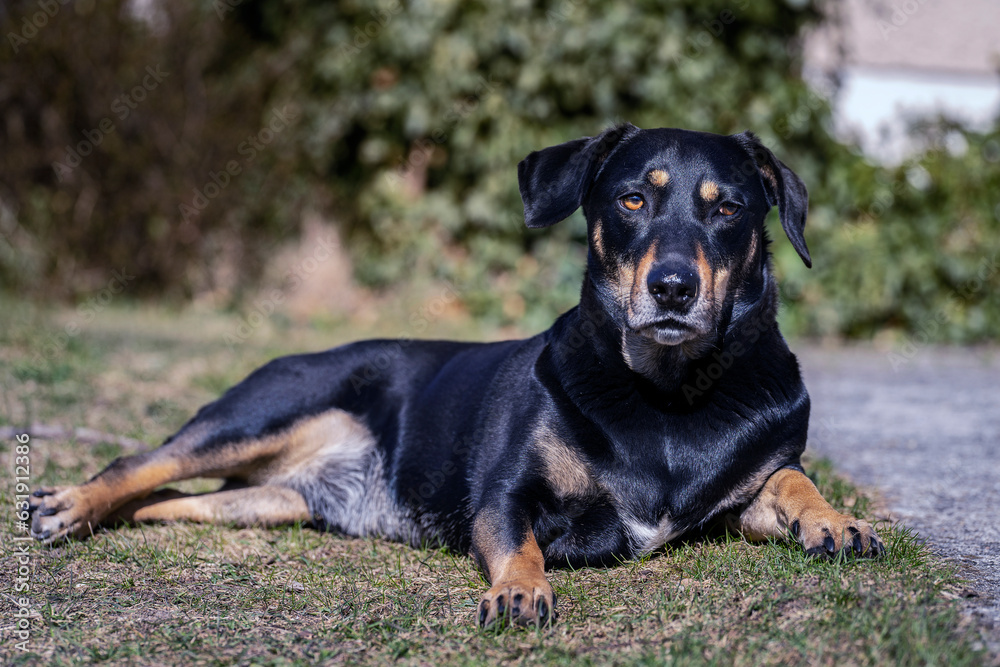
(27, 485, 101, 544)
(797, 512, 884, 560)
(870, 536, 886, 558)
(852, 531, 863, 555)
(538, 598, 550, 624)
(479, 578, 554, 629)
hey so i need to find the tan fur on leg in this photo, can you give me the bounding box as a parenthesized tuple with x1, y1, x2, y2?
(735, 468, 884, 557)
(112, 486, 310, 527)
(474, 514, 554, 628)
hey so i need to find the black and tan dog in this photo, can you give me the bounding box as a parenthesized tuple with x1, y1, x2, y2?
(31, 124, 883, 628)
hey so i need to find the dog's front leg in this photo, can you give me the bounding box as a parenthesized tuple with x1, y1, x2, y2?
(472, 506, 554, 628)
(736, 467, 885, 558)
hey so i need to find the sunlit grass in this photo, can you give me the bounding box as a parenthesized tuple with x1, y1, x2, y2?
(0, 296, 990, 665)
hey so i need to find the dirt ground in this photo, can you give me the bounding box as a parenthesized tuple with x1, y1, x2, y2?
(797, 344, 1000, 652)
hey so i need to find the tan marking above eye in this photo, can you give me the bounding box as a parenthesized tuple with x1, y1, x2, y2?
(647, 169, 670, 187)
(621, 194, 644, 211)
(699, 180, 720, 201)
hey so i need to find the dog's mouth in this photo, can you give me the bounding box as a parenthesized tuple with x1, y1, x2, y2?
(635, 320, 701, 346)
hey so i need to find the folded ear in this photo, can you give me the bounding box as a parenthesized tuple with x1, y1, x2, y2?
(518, 123, 638, 229)
(735, 131, 812, 268)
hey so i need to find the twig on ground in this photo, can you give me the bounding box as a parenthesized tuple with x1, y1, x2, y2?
(0, 423, 147, 452)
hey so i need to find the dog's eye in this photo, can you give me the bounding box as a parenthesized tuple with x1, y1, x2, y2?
(717, 202, 741, 217)
(620, 194, 645, 211)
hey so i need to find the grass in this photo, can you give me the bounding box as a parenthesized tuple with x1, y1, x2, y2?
(0, 293, 993, 666)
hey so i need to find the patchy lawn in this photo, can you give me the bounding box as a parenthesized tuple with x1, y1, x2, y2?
(0, 295, 990, 665)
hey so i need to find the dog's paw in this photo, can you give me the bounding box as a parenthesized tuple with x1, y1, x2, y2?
(793, 509, 884, 559)
(478, 576, 555, 629)
(29, 485, 103, 544)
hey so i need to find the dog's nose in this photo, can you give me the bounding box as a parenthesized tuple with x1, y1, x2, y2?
(647, 264, 699, 311)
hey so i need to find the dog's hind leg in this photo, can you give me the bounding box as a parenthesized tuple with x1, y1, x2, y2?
(30, 407, 382, 544)
(28, 422, 291, 544)
(109, 485, 310, 527)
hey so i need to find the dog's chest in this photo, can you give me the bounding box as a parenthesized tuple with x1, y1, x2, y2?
(601, 463, 689, 551)
(622, 511, 681, 554)
(585, 430, 761, 551)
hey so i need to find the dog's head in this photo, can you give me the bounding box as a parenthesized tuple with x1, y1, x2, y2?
(518, 124, 809, 358)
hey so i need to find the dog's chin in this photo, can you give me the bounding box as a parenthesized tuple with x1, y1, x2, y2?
(636, 323, 700, 346)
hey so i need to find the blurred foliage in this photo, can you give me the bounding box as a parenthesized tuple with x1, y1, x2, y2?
(1, 0, 997, 340)
(0, 0, 303, 299)
(778, 121, 1000, 342)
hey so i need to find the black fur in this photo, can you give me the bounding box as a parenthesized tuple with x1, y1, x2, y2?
(148, 125, 813, 568)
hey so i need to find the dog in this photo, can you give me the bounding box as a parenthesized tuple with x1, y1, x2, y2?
(30, 124, 884, 628)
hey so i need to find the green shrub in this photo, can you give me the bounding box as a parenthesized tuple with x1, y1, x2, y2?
(236, 0, 833, 327)
(1, 0, 996, 340)
(776, 121, 1000, 342)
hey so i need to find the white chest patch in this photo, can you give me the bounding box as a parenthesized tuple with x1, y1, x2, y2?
(625, 514, 681, 554)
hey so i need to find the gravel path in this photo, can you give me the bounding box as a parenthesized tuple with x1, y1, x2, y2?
(798, 345, 1000, 649)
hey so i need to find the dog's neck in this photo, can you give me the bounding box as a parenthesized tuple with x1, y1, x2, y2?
(572, 263, 779, 396)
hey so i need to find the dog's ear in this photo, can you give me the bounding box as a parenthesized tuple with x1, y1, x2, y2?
(735, 131, 812, 268)
(518, 123, 638, 228)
